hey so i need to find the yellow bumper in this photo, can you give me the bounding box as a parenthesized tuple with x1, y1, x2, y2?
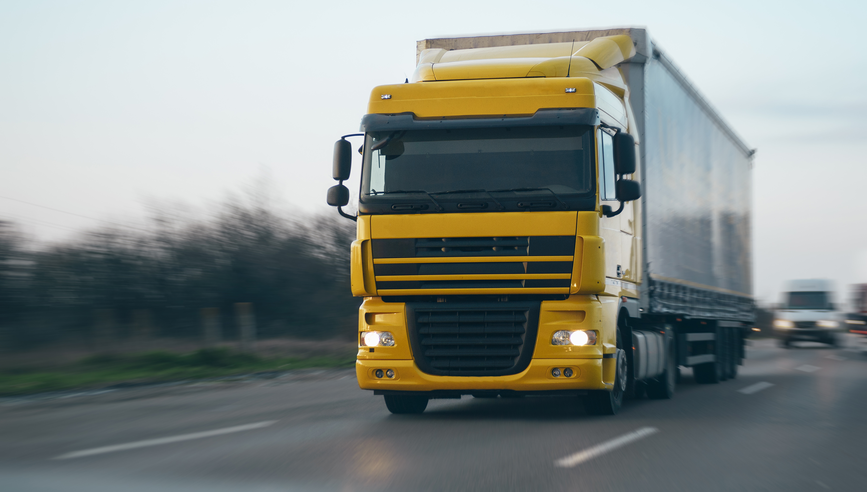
(357, 358, 607, 392)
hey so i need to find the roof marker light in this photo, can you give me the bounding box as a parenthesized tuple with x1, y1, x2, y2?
(381, 94, 392, 100)
(565, 88, 577, 93)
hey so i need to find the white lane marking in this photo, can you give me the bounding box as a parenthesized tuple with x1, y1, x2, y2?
(816, 480, 830, 490)
(825, 355, 846, 361)
(739, 382, 774, 394)
(54, 420, 277, 460)
(796, 365, 821, 373)
(555, 427, 658, 468)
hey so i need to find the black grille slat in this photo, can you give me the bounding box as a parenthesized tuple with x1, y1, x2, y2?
(409, 303, 538, 376)
(418, 325, 526, 335)
(431, 359, 516, 369)
(372, 236, 574, 292)
(416, 238, 528, 248)
(416, 237, 529, 257)
(420, 336, 524, 346)
(419, 312, 527, 324)
(424, 348, 520, 357)
(372, 236, 574, 259)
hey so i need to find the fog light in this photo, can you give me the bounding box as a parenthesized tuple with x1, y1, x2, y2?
(564, 367, 574, 378)
(375, 369, 384, 378)
(386, 369, 394, 378)
(552, 368, 561, 378)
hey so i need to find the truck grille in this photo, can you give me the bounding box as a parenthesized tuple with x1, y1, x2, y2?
(794, 321, 816, 328)
(406, 302, 540, 376)
(372, 236, 574, 293)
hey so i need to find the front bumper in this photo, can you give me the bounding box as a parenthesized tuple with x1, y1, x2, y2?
(357, 357, 608, 393)
(778, 328, 834, 341)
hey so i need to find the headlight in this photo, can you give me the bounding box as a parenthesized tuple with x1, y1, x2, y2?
(817, 320, 839, 329)
(360, 331, 395, 347)
(552, 330, 597, 346)
(773, 319, 794, 329)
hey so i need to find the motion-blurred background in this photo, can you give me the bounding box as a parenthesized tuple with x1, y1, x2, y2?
(1, 0, 866, 386)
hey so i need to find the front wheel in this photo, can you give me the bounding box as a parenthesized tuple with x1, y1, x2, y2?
(384, 395, 428, 414)
(586, 348, 626, 415)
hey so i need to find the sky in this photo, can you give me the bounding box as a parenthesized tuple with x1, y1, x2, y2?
(1, 0, 866, 306)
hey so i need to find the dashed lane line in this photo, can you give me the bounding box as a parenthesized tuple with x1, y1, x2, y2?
(796, 365, 821, 373)
(53, 421, 277, 460)
(738, 382, 774, 394)
(826, 355, 847, 361)
(555, 427, 659, 468)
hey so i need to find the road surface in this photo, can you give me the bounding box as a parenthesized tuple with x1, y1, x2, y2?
(2, 335, 866, 491)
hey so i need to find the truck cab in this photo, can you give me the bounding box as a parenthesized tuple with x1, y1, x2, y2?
(774, 279, 841, 347)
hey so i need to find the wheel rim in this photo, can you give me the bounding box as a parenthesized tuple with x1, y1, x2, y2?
(616, 349, 628, 392)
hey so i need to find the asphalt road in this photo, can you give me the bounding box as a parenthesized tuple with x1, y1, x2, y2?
(2, 335, 866, 492)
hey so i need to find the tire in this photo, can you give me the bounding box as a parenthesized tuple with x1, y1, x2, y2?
(724, 328, 738, 380)
(384, 395, 428, 414)
(647, 339, 676, 399)
(728, 329, 739, 380)
(585, 328, 626, 415)
(827, 334, 838, 348)
(693, 361, 719, 384)
(780, 337, 791, 349)
(694, 326, 723, 384)
(718, 327, 730, 382)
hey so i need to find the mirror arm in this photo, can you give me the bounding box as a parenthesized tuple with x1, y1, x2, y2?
(602, 200, 625, 218)
(335, 178, 357, 222)
(337, 206, 357, 222)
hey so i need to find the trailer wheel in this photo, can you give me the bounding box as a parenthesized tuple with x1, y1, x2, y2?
(693, 327, 723, 384)
(585, 329, 626, 415)
(647, 339, 676, 399)
(726, 328, 739, 380)
(718, 327, 730, 382)
(384, 395, 428, 414)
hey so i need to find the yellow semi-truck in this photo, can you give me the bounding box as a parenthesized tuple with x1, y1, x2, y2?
(327, 28, 754, 415)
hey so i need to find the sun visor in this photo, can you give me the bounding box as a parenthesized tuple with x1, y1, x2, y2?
(361, 108, 599, 132)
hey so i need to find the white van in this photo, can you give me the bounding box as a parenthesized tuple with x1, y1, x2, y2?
(774, 279, 841, 347)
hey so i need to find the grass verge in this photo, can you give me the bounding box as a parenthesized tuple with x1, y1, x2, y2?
(0, 348, 355, 396)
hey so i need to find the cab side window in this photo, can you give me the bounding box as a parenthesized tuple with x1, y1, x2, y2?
(597, 129, 617, 201)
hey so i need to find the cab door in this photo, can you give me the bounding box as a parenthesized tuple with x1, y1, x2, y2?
(597, 128, 640, 294)
(597, 128, 623, 283)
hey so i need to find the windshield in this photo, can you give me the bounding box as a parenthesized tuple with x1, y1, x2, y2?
(785, 291, 831, 310)
(361, 126, 594, 199)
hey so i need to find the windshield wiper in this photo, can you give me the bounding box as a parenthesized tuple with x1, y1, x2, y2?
(488, 187, 569, 210)
(430, 189, 505, 211)
(369, 189, 443, 212)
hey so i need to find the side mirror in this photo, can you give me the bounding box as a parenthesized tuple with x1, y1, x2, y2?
(616, 179, 641, 202)
(326, 184, 349, 207)
(613, 132, 636, 175)
(333, 139, 352, 181)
